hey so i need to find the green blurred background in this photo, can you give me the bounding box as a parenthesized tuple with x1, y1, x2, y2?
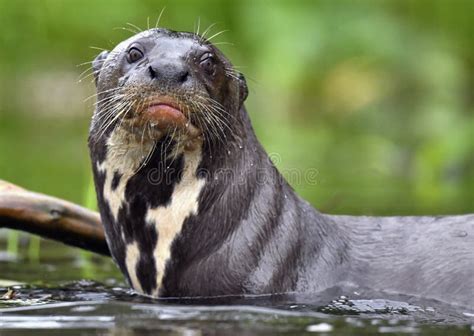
(0, 0, 473, 231)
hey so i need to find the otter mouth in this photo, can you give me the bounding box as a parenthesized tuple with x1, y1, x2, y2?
(129, 95, 201, 140)
(145, 97, 188, 128)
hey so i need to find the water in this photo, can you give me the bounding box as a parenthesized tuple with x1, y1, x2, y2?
(0, 239, 472, 335)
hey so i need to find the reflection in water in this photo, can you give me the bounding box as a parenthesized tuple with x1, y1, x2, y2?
(0, 280, 472, 335)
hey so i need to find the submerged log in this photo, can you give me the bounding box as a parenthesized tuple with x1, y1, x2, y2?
(0, 180, 109, 256)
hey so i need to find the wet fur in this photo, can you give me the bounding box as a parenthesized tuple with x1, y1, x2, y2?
(88, 28, 474, 307)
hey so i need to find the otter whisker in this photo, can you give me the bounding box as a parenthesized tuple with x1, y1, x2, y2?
(229, 65, 247, 70)
(195, 17, 201, 36)
(114, 26, 143, 36)
(197, 115, 216, 157)
(95, 100, 133, 141)
(224, 71, 240, 81)
(199, 119, 217, 158)
(206, 29, 228, 42)
(166, 125, 178, 155)
(208, 116, 230, 146)
(194, 99, 227, 146)
(195, 95, 239, 136)
(110, 100, 133, 127)
(146, 121, 153, 139)
(138, 138, 157, 173)
(136, 96, 153, 169)
(206, 105, 234, 137)
(76, 60, 95, 67)
(94, 94, 127, 114)
(89, 46, 109, 52)
(212, 42, 234, 46)
(205, 96, 239, 122)
(94, 103, 125, 121)
(200, 23, 217, 40)
(90, 90, 123, 105)
(95, 88, 126, 101)
(93, 94, 125, 107)
(225, 66, 256, 83)
(190, 100, 216, 157)
(94, 99, 127, 122)
(95, 101, 129, 134)
(125, 22, 143, 34)
(167, 126, 180, 166)
(134, 122, 157, 174)
(225, 68, 241, 75)
(204, 106, 228, 139)
(77, 66, 95, 82)
(117, 99, 135, 130)
(155, 7, 166, 28)
(208, 104, 237, 125)
(159, 128, 171, 166)
(203, 99, 239, 143)
(139, 118, 148, 168)
(95, 109, 120, 126)
(78, 69, 100, 83)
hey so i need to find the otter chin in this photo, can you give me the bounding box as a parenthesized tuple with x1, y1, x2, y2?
(88, 27, 473, 307)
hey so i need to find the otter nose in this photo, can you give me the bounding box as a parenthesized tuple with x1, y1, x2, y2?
(148, 61, 190, 85)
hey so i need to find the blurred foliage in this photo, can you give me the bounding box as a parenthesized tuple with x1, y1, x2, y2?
(0, 0, 473, 220)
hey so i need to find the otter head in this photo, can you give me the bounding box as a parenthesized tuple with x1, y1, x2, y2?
(90, 28, 248, 146)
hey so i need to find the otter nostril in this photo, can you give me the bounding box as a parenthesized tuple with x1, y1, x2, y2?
(148, 66, 157, 79)
(178, 71, 189, 84)
(148, 63, 190, 84)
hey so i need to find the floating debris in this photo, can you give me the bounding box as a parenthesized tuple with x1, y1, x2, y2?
(1, 288, 16, 300)
(306, 322, 333, 332)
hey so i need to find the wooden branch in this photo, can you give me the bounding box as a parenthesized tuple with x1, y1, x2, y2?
(0, 180, 110, 256)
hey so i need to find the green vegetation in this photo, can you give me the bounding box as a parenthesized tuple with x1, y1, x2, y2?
(0, 0, 473, 257)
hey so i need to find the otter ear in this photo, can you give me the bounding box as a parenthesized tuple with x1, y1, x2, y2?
(92, 50, 109, 86)
(238, 72, 248, 106)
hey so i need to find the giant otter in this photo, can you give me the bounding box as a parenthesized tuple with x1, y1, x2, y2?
(88, 28, 473, 306)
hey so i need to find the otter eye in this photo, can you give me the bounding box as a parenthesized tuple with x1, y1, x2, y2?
(200, 53, 216, 75)
(127, 46, 144, 63)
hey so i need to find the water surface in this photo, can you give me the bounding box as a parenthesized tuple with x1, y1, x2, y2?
(0, 239, 472, 335)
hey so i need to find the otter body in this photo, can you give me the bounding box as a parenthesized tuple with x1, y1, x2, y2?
(88, 28, 473, 306)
